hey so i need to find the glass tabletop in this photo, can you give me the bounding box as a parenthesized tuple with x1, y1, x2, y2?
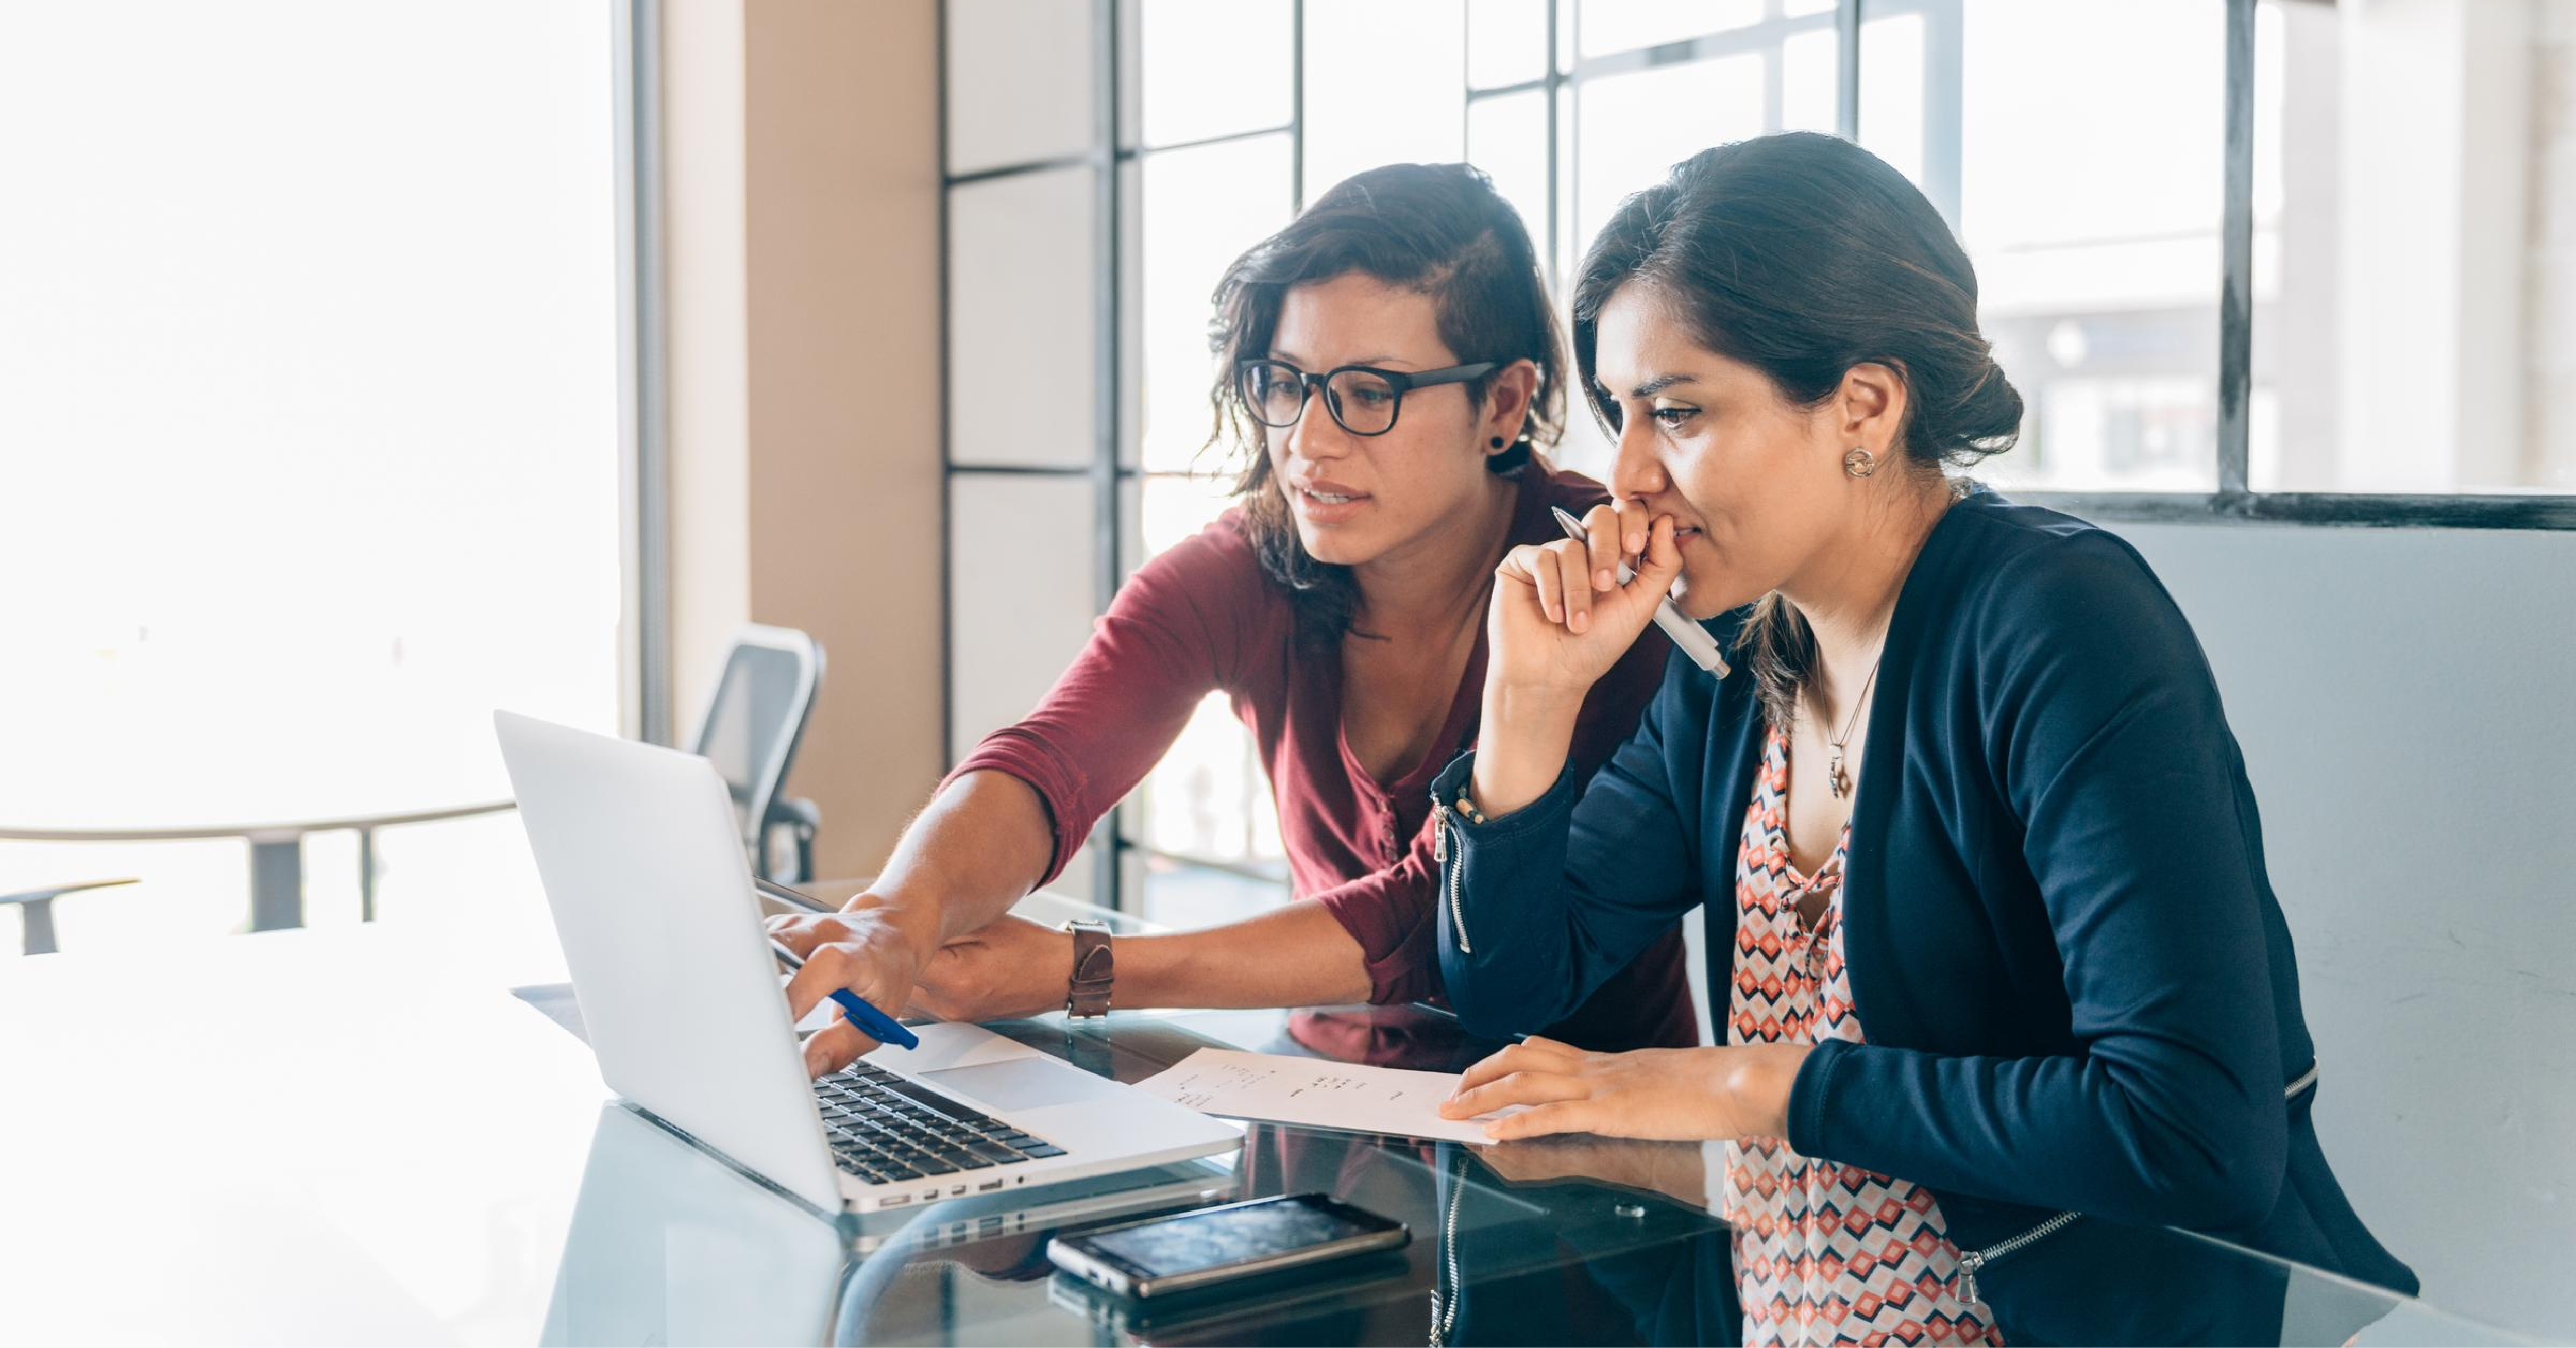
(0, 885, 2531, 1346)
(578, 892, 2516, 1347)
(547, 993, 2520, 1347)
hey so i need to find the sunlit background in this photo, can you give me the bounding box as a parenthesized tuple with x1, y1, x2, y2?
(6, 0, 2573, 945)
(988, 0, 2576, 926)
(0, 2, 620, 955)
(4, 5, 2569, 1336)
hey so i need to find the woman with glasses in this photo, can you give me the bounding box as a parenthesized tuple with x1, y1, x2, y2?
(1426, 133, 2415, 1340)
(771, 163, 1694, 1074)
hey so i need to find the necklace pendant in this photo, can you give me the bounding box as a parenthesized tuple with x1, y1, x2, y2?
(1827, 748, 1851, 800)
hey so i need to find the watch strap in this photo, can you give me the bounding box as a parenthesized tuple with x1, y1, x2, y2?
(1064, 919, 1114, 1019)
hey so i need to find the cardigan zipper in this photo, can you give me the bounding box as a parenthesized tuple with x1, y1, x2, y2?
(1953, 1061, 2323, 1310)
(1432, 802, 1470, 953)
(1955, 1209, 2080, 1307)
(1428, 1148, 1469, 1345)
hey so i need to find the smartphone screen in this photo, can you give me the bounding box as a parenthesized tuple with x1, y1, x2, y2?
(1054, 1194, 1405, 1295)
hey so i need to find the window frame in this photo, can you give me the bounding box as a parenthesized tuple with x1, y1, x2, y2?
(930, 0, 2576, 909)
(939, 0, 1294, 908)
(623, 0, 674, 745)
(1479, 0, 2576, 531)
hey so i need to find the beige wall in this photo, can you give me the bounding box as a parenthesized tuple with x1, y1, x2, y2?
(663, 0, 750, 729)
(665, 0, 945, 877)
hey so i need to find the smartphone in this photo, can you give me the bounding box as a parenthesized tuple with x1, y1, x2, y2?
(1046, 1256, 1412, 1337)
(1045, 1192, 1409, 1299)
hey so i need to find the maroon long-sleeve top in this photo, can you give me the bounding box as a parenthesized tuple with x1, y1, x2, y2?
(951, 465, 1697, 1051)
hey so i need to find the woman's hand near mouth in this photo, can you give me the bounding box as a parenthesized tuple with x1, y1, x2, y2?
(1469, 502, 1683, 818)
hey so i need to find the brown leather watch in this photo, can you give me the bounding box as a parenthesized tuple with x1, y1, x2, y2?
(1063, 919, 1115, 1019)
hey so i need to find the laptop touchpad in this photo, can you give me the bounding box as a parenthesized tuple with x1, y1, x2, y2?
(919, 1059, 1105, 1113)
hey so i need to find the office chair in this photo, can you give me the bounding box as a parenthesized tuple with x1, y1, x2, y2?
(691, 625, 826, 884)
(3, 878, 140, 955)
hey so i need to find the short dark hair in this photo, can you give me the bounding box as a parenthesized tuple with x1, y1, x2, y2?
(1570, 133, 2025, 728)
(1205, 162, 1568, 642)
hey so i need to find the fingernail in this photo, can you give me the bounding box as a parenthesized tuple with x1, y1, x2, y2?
(1571, 611, 1589, 633)
(1595, 568, 1614, 590)
(1626, 532, 1645, 552)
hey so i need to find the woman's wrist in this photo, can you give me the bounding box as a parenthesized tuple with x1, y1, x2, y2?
(1486, 679, 1587, 731)
(1721, 1043, 1812, 1140)
(1468, 688, 1582, 818)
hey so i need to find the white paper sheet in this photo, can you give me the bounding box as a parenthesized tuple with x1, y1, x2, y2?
(1131, 1048, 1520, 1145)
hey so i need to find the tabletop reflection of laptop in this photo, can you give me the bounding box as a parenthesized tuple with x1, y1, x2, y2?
(495, 711, 1241, 1216)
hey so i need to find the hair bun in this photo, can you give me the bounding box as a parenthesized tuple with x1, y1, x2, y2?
(1928, 352, 2025, 466)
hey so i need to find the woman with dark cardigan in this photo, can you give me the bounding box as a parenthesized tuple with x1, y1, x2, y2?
(1428, 134, 2415, 1341)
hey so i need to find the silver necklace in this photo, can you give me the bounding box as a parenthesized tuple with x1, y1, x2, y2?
(1822, 655, 1882, 801)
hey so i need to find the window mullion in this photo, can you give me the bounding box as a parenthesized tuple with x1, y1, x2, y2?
(2218, 0, 2256, 497)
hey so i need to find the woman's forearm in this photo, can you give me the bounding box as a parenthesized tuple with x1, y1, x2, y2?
(856, 769, 1057, 959)
(1116, 900, 1375, 1009)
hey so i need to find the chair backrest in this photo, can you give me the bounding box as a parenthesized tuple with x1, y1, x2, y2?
(688, 625, 825, 862)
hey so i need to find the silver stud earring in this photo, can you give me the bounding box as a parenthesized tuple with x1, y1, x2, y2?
(1842, 446, 1878, 479)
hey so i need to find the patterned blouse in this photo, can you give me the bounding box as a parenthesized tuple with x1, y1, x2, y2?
(1720, 724, 2004, 1347)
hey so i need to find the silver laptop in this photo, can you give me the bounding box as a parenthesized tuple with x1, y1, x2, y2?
(495, 711, 1241, 1215)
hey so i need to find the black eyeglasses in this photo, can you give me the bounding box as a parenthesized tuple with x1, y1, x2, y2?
(1235, 359, 1498, 437)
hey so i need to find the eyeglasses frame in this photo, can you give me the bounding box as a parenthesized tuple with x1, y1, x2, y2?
(1234, 359, 1501, 437)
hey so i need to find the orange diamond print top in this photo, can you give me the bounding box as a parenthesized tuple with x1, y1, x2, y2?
(1723, 724, 2003, 1348)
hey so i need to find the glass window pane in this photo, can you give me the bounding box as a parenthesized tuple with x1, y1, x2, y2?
(948, 167, 1098, 468)
(1574, 57, 1767, 262)
(1116, 473, 1282, 902)
(1578, 0, 1764, 60)
(946, 0, 1098, 175)
(1781, 25, 1840, 134)
(1467, 90, 1552, 275)
(1139, 0, 1292, 148)
(0, 1, 620, 946)
(1128, 471, 1280, 871)
(1782, 0, 1838, 15)
(2252, 0, 2573, 493)
(1856, 11, 1925, 190)
(1301, 0, 1466, 201)
(1134, 472, 1240, 570)
(948, 474, 1100, 763)
(1140, 692, 1282, 863)
(1871, 0, 2225, 494)
(1139, 134, 1294, 474)
(1469, 0, 1551, 90)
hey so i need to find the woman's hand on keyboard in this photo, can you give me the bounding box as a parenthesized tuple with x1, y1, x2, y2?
(912, 915, 1073, 1023)
(768, 905, 934, 1077)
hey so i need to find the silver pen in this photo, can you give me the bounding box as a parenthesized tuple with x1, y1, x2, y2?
(1550, 505, 1731, 678)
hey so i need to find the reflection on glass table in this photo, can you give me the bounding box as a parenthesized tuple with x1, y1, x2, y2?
(0, 885, 2532, 1345)
(538, 981, 2528, 1348)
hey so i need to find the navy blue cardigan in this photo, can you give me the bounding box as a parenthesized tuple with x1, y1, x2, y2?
(1432, 490, 2417, 1295)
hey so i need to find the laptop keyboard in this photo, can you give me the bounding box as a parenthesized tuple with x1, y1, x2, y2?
(814, 1059, 1067, 1187)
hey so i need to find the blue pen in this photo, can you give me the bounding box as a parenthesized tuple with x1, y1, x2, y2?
(770, 938, 921, 1050)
